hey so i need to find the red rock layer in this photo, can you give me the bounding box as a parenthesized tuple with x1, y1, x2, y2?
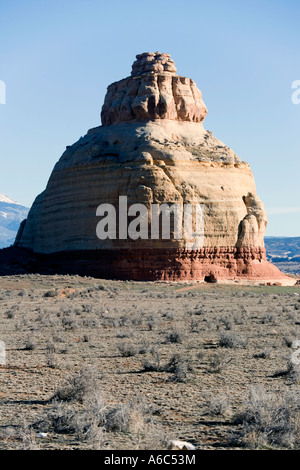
(33, 246, 288, 281)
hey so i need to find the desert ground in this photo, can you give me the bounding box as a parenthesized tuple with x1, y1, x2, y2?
(1, 274, 300, 450)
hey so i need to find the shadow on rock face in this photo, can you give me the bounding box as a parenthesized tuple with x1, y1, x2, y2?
(204, 274, 218, 283)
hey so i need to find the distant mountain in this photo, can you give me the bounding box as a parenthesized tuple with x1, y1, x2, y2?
(265, 236, 300, 261)
(265, 236, 300, 276)
(0, 194, 29, 249)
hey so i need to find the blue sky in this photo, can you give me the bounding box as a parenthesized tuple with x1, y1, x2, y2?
(0, 0, 299, 236)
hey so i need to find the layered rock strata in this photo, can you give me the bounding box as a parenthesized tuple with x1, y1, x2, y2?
(15, 52, 290, 282)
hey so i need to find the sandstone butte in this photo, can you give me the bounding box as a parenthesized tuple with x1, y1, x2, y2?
(14, 52, 294, 284)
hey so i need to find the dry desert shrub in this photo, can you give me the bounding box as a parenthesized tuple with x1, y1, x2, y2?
(117, 338, 149, 357)
(61, 317, 77, 331)
(142, 350, 192, 383)
(261, 312, 276, 324)
(18, 421, 40, 450)
(203, 393, 231, 416)
(219, 330, 247, 349)
(45, 400, 79, 434)
(104, 397, 167, 449)
(165, 353, 193, 383)
(190, 318, 201, 332)
(5, 308, 16, 319)
(283, 332, 299, 348)
(104, 398, 156, 434)
(207, 352, 232, 373)
(165, 328, 185, 344)
(39, 390, 107, 447)
(37, 380, 166, 449)
(51, 366, 100, 403)
(162, 311, 174, 321)
(24, 338, 37, 351)
(219, 315, 233, 330)
(43, 289, 59, 298)
(117, 341, 138, 357)
(146, 315, 157, 331)
(142, 348, 163, 372)
(46, 350, 59, 369)
(234, 386, 300, 449)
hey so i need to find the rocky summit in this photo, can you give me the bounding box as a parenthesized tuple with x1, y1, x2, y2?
(14, 52, 291, 282)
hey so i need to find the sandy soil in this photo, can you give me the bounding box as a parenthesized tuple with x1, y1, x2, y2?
(1, 274, 300, 450)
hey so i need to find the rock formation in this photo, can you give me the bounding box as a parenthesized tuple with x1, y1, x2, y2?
(101, 52, 207, 124)
(14, 52, 291, 282)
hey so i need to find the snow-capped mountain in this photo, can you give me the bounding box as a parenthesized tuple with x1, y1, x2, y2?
(0, 194, 18, 204)
(0, 194, 29, 249)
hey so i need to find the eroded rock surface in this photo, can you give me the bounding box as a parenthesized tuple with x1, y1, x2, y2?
(15, 52, 290, 282)
(101, 52, 207, 125)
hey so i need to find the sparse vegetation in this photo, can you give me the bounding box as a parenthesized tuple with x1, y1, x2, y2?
(233, 386, 300, 449)
(203, 393, 230, 416)
(0, 274, 299, 450)
(219, 330, 247, 349)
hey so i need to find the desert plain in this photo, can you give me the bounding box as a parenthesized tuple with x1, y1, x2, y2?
(1, 273, 300, 450)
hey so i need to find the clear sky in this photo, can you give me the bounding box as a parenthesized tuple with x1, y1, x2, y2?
(0, 0, 299, 236)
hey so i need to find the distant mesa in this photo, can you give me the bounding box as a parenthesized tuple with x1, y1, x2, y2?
(7, 52, 294, 283)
